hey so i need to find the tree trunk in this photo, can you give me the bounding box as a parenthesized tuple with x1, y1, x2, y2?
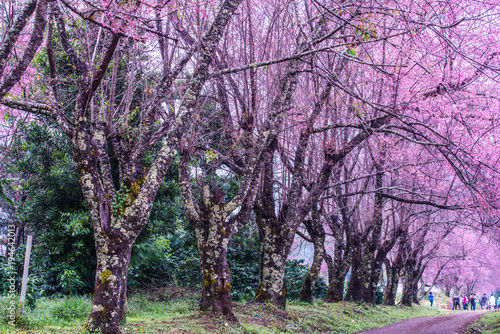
(362, 262, 381, 305)
(401, 265, 418, 306)
(299, 212, 325, 303)
(253, 214, 287, 309)
(324, 239, 351, 303)
(86, 231, 133, 334)
(384, 229, 407, 305)
(360, 167, 386, 305)
(324, 252, 334, 287)
(198, 229, 235, 320)
(344, 241, 363, 301)
(253, 138, 287, 309)
(383, 261, 400, 306)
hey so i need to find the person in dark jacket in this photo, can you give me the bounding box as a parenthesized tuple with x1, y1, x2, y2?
(452, 295, 461, 310)
(481, 293, 488, 310)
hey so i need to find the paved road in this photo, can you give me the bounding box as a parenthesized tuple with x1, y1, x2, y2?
(357, 310, 488, 334)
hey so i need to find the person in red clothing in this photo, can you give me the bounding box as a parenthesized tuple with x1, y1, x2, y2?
(463, 295, 468, 310)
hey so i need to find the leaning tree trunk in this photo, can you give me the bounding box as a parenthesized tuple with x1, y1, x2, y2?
(299, 210, 325, 303)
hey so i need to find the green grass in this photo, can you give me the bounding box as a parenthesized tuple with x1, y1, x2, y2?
(461, 310, 500, 334)
(0, 293, 449, 334)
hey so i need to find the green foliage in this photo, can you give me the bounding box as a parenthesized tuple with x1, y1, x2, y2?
(0, 297, 24, 326)
(227, 223, 260, 302)
(49, 296, 90, 322)
(0, 244, 46, 309)
(7, 122, 86, 231)
(128, 159, 199, 289)
(3, 123, 95, 298)
(0, 296, 91, 330)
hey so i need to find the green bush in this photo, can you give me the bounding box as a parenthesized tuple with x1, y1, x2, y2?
(286, 259, 328, 300)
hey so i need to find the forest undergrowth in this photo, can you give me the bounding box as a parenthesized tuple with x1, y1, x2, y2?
(0, 288, 446, 334)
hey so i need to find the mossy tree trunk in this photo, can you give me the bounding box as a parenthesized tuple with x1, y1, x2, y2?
(401, 262, 418, 306)
(196, 208, 235, 319)
(179, 141, 261, 319)
(254, 213, 288, 309)
(299, 207, 325, 303)
(88, 229, 135, 333)
(253, 142, 288, 309)
(52, 0, 245, 331)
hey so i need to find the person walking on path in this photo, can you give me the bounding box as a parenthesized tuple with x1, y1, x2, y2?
(453, 295, 461, 310)
(428, 292, 434, 307)
(470, 294, 476, 311)
(463, 295, 468, 310)
(489, 294, 496, 310)
(481, 294, 488, 310)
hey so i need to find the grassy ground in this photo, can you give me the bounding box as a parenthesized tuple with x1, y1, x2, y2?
(461, 310, 500, 334)
(0, 290, 449, 334)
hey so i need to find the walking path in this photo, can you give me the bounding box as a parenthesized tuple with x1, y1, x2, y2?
(356, 310, 488, 334)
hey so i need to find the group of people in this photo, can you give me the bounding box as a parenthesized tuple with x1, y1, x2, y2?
(450, 293, 500, 311)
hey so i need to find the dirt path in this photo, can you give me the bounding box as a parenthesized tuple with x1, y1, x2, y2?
(356, 310, 488, 334)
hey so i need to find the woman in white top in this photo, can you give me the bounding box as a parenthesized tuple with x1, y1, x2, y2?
(489, 294, 496, 310)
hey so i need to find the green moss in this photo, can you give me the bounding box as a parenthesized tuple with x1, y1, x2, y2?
(101, 270, 112, 283)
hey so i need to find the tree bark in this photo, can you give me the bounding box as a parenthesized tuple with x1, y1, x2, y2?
(299, 210, 325, 303)
(383, 260, 400, 306)
(401, 263, 418, 306)
(0, 0, 37, 77)
(254, 211, 288, 309)
(196, 211, 235, 320)
(344, 243, 364, 302)
(0, 0, 48, 97)
(324, 211, 351, 303)
(87, 230, 133, 333)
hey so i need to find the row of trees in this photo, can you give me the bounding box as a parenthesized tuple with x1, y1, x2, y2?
(1, 0, 500, 333)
